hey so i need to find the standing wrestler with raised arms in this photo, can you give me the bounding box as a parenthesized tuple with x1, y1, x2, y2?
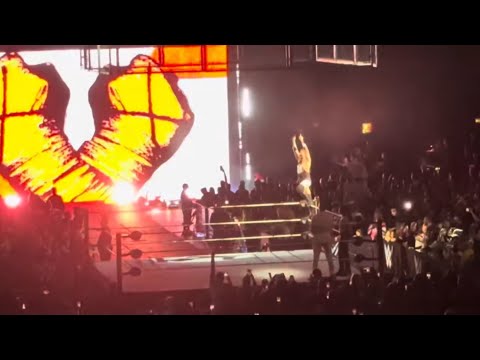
(292, 134, 313, 208)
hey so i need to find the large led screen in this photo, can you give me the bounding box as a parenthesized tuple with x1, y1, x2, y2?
(0, 46, 229, 203)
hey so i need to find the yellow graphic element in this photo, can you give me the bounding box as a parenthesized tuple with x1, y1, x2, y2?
(0, 56, 47, 113)
(0, 54, 82, 198)
(80, 56, 193, 195)
(0, 173, 16, 197)
(0, 52, 196, 203)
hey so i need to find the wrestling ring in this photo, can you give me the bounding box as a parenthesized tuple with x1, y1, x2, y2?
(84, 200, 378, 293)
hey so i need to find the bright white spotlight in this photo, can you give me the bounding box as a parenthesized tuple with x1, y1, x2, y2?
(112, 181, 136, 205)
(241, 88, 252, 118)
(245, 152, 251, 165)
(403, 201, 413, 211)
(245, 164, 252, 181)
(238, 121, 243, 140)
(4, 195, 21, 208)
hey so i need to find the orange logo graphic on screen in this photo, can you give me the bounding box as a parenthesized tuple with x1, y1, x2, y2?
(0, 51, 195, 203)
(152, 45, 227, 78)
(80, 55, 194, 198)
(0, 54, 81, 197)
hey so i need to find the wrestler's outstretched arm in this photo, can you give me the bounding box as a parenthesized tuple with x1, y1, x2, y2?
(298, 134, 311, 163)
(292, 136, 300, 161)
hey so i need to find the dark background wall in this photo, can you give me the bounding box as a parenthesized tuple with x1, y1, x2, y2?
(237, 45, 480, 182)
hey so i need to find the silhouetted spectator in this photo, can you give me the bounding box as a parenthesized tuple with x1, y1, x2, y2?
(199, 188, 211, 208)
(97, 219, 112, 262)
(47, 188, 64, 212)
(235, 181, 250, 204)
(180, 184, 193, 226)
(225, 183, 235, 204)
(208, 187, 217, 206)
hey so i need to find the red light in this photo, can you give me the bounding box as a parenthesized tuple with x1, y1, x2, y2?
(4, 195, 21, 208)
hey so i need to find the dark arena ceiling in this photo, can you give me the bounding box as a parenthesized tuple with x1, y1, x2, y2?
(0, 45, 152, 52)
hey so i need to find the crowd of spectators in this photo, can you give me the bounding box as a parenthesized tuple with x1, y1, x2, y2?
(157, 131, 480, 315)
(183, 132, 480, 276)
(111, 263, 480, 315)
(2, 130, 480, 314)
(0, 188, 97, 314)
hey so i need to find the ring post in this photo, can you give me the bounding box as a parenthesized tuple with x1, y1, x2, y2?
(205, 205, 210, 239)
(116, 233, 123, 294)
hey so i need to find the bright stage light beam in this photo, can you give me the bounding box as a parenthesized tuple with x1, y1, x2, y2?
(245, 164, 252, 181)
(4, 194, 21, 208)
(112, 181, 136, 205)
(241, 88, 252, 118)
(403, 201, 413, 211)
(150, 208, 161, 215)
